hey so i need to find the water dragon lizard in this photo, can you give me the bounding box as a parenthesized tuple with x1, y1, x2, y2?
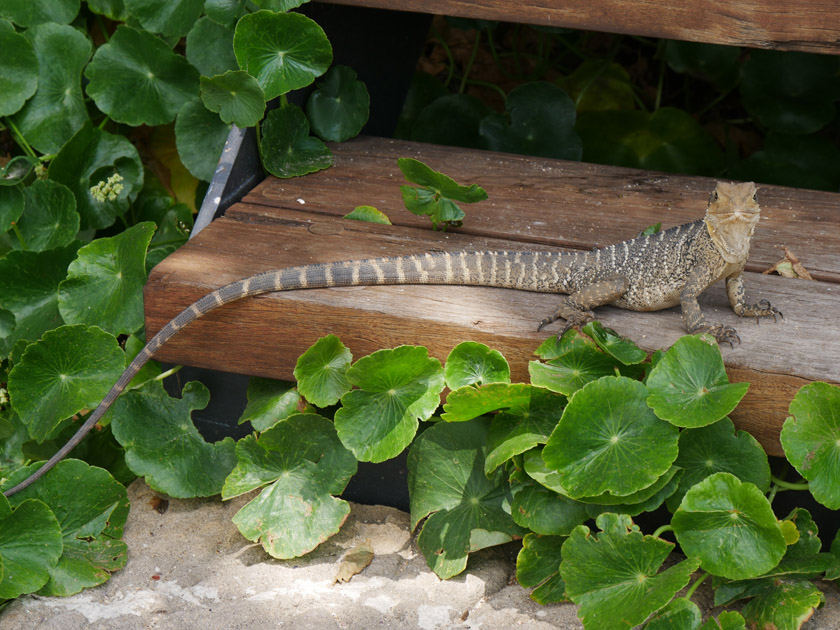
(3, 180, 781, 496)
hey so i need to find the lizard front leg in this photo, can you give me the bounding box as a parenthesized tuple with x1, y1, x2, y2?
(726, 271, 783, 323)
(680, 269, 740, 347)
(538, 277, 628, 336)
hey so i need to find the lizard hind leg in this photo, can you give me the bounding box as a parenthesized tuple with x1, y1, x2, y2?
(538, 277, 629, 336)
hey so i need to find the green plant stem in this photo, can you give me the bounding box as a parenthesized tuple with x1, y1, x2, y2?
(98, 115, 111, 130)
(683, 572, 709, 600)
(4, 117, 37, 158)
(95, 14, 110, 42)
(770, 475, 809, 491)
(695, 87, 734, 118)
(431, 25, 457, 88)
(652, 524, 673, 539)
(11, 223, 27, 250)
(458, 29, 482, 94)
(461, 78, 507, 102)
(128, 364, 183, 391)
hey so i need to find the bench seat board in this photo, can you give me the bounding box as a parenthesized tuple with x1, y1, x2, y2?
(145, 137, 840, 457)
(317, 0, 840, 55)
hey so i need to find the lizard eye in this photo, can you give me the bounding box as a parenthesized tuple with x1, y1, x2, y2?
(752, 191, 758, 201)
(710, 190, 719, 202)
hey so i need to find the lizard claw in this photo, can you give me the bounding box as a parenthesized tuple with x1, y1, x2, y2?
(707, 323, 740, 348)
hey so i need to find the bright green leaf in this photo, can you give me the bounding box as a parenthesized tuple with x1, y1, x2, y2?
(560, 513, 700, 630)
(58, 222, 156, 335)
(85, 25, 200, 126)
(407, 419, 527, 579)
(0, 24, 38, 116)
(523, 447, 571, 495)
(109, 380, 236, 498)
(253, 0, 310, 9)
(741, 580, 825, 630)
(335, 346, 444, 462)
(672, 472, 786, 579)
(560, 60, 635, 112)
(306, 65, 370, 142)
(123, 0, 204, 37)
(645, 597, 702, 630)
(49, 121, 144, 230)
(17, 180, 80, 252)
(398, 157, 488, 203)
(700, 612, 746, 630)
(259, 104, 333, 178)
(5, 459, 127, 596)
(222, 413, 357, 558)
(239, 377, 300, 432)
(516, 533, 568, 604)
(583, 468, 683, 519)
(200, 70, 266, 128)
(441, 382, 532, 422)
(204, 0, 245, 24)
(293, 334, 352, 408)
(543, 376, 679, 499)
(666, 417, 770, 512)
(782, 381, 840, 510)
(11, 23, 91, 154)
(87, 0, 128, 20)
(0, 0, 79, 26)
(647, 334, 750, 428)
(175, 98, 231, 181)
(233, 10, 332, 100)
(529, 345, 622, 396)
(186, 16, 238, 78)
(0, 183, 24, 232)
(0, 498, 62, 598)
(343, 205, 391, 224)
(511, 480, 587, 536)
(583, 321, 647, 365)
(444, 341, 510, 389)
(479, 81, 582, 160)
(8, 324, 124, 440)
(0, 243, 80, 354)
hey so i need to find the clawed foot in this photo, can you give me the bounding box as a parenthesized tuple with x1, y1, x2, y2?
(704, 323, 741, 348)
(536, 313, 594, 338)
(739, 299, 784, 323)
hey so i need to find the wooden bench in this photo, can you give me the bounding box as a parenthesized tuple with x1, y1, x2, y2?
(145, 3, 840, 459)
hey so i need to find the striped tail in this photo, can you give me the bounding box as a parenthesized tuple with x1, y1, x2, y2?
(2, 249, 568, 496)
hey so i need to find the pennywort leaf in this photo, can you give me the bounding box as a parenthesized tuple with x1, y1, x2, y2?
(260, 104, 333, 178)
(293, 334, 352, 408)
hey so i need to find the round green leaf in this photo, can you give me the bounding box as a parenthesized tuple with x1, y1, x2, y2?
(394, 71, 448, 139)
(407, 418, 526, 579)
(87, 0, 128, 20)
(233, 10, 332, 100)
(664, 40, 740, 91)
(511, 481, 587, 536)
(0, 498, 62, 599)
(186, 16, 238, 78)
(672, 472, 786, 579)
(441, 382, 533, 422)
(0, 0, 78, 26)
(238, 377, 300, 432)
(543, 376, 679, 499)
(583, 469, 683, 519)
(409, 93, 493, 148)
(293, 334, 352, 408)
(343, 205, 391, 224)
(110, 380, 236, 498)
(335, 346, 444, 462)
(646, 597, 702, 630)
(646, 334, 750, 428)
(516, 533, 568, 604)
(397, 157, 488, 203)
(529, 346, 621, 397)
(0, 24, 38, 116)
(444, 341, 510, 389)
(16, 180, 79, 252)
(479, 81, 582, 160)
(559, 60, 635, 112)
(84, 25, 200, 126)
(666, 417, 770, 512)
(58, 222, 156, 335)
(781, 381, 840, 510)
(5, 459, 128, 596)
(740, 51, 840, 135)
(0, 154, 39, 185)
(205, 0, 245, 25)
(306, 65, 370, 142)
(200, 70, 266, 128)
(11, 23, 91, 154)
(260, 104, 333, 178)
(582, 321, 647, 365)
(49, 122, 144, 230)
(222, 413, 357, 559)
(124, 0, 204, 37)
(576, 107, 724, 176)
(175, 98, 231, 181)
(560, 513, 700, 630)
(0, 183, 24, 232)
(741, 580, 825, 630)
(0, 242, 81, 355)
(7, 324, 124, 440)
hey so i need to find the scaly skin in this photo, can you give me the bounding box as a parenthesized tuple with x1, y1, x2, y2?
(3, 181, 780, 496)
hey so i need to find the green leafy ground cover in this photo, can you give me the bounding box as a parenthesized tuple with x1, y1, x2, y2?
(1, 4, 839, 629)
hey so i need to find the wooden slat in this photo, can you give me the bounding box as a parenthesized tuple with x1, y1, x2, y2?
(243, 137, 840, 284)
(316, 0, 840, 55)
(146, 193, 840, 458)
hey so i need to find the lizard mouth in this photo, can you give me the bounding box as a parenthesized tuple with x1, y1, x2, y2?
(705, 213, 759, 263)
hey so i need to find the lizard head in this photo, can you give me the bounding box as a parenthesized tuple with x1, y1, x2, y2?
(704, 181, 760, 264)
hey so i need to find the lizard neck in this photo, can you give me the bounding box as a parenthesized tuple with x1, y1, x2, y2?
(703, 181, 761, 264)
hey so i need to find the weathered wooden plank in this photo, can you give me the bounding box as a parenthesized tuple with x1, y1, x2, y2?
(315, 0, 840, 55)
(145, 207, 840, 458)
(243, 137, 840, 284)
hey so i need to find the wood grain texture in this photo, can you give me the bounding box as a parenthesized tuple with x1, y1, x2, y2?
(147, 137, 840, 459)
(315, 0, 840, 54)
